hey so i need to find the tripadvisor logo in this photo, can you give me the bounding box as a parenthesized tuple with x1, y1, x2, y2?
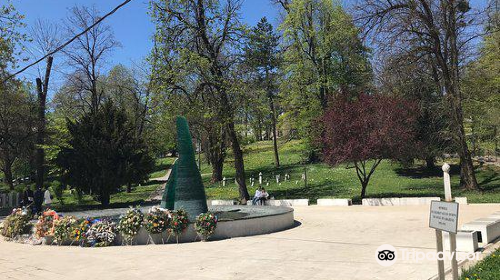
(376, 244, 397, 267)
(376, 244, 481, 267)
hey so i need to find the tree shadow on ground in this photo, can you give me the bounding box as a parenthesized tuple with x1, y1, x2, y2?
(394, 164, 460, 179)
(478, 171, 500, 192)
(269, 181, 343, 202)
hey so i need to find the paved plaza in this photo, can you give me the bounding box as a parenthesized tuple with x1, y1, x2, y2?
(0, 204, 499, 280)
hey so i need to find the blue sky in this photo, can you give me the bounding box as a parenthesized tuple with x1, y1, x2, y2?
(13, 0, 489, 89)
(15, 0, 280, 85)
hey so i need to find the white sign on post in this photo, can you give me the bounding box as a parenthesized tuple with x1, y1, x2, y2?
(429, 201, 459, 233)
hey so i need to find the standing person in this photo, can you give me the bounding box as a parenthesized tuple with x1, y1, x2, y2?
(43, 187, 52, 208)
(23, 186, 34, 208)
(33, 187, 44, 215)
(252, 187, 262, 205)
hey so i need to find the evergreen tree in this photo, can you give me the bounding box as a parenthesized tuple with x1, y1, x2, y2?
(57, 101, 154, 206)
(244, 17, 282, 167)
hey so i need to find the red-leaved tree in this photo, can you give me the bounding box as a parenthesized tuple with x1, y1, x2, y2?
(321, 94, 418, 199)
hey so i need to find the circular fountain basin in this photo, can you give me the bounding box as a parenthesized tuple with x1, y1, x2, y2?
(61, 205, 294, 244)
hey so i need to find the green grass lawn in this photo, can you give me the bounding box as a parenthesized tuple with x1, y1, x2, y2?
(51, 157, 176, 211)
(201, 140, 500, 203)
(461, 248, 500, 280)
(2, 140, 498, 211)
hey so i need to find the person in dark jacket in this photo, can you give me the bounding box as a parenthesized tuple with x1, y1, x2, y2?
(22, 186, 34, 207)
(33, 187, 44, 215)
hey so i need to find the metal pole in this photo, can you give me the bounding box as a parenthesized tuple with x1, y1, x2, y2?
(449, 232, 459, 280)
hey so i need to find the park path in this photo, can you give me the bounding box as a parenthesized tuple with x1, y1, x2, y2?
(1, 204, 499, 280)
(147, 159, 177, 202)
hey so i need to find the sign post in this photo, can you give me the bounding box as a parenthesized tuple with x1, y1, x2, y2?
(429, 163, 459, 280)
(435, 230, 445, 280)
(442, 163, 459, 280)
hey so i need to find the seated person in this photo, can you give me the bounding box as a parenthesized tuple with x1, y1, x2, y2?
(258, 188, 269, 205)
(252, 187, 262, 205)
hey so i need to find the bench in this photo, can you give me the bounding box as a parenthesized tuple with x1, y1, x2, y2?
(461, 219, 500, 245)
(317, 199, 352, 206)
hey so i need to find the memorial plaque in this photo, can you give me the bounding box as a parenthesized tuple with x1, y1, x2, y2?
(429, 201, 459, 233)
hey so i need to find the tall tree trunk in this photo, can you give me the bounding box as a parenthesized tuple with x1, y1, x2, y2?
(447, 1, 478, 190)
(211, 157, 223, 183)
(3, 163, 14, 191)
(100, 191, 110, 207)
(425, 157, 435, 170)
(256, 116, 263, 141)
(449, 91, 478, 190)
(266, 71, 280, 167)
(458, 125, 479, 190)
(270, 110, 280, 167)
(360, 181, 368, 199)
(35, 56, 53, 190)
(227, 121, 249, 201)
(208, 127, 225, 183)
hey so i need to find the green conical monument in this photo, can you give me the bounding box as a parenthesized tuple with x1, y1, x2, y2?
(161, 116, 208, 219)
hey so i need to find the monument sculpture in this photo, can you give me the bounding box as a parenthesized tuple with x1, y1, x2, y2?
(161, 116, 208, 219)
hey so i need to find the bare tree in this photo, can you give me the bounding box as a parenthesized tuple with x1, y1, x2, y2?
(29, 19, 60, 190)
(62, 5, 119, 116)
(354, 0, 493, 190)
(106, 63, 154, 138)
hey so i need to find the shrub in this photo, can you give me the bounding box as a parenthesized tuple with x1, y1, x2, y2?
(71, 188, 83, 203)
(53, 216, 78, 244)
(14, 183, 27, 194)
(117, 207, 144, 244)
(168, 209, 189, 242)
(50, 181, 65, 204)
(0, 182, 10, 193)
(194, 212, 218, 241)
(144, 206, 170, 235)
(0, 208, 32, 239)
(86, 219, 117, 247)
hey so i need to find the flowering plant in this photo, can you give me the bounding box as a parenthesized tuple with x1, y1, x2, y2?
(86, 219, 117, 247)
(35, 209, 60, 238)
(0, 208, 32, 239)
(144, 206, 170, 235)
(71, 218, 95, 244)
(53, 216, 78, 244)
(168, 209, 189, 241)
(194, 212, 218, 241)
(117, 207, 144, 244)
